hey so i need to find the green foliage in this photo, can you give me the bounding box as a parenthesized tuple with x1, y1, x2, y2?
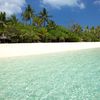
(47, 20, 57, 30)
(22, 4, 34, 24)
(39, 8, 51, 27)
(0, 6, 100, 43)
(37, 27, 48, 42)
(0, 12, 6, 22)
(32, 34, 41, 42)
(8, 15, 18, 25)
(70, 24, 82, 34)
(66, 33, 81, 42)
(33, 16, 44, 27)
(4, 27, 21, 43)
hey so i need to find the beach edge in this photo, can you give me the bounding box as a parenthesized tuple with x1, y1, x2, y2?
(0, 42, 100, 58)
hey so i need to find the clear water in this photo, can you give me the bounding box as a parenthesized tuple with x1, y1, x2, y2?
(0, 48, 100, 100)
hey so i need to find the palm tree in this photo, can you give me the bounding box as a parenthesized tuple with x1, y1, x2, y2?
(39, 8, 51, 27)
(0, 12, 6, 22)
(9, 15, 18, 25)
(95, 26, 100, 39)
(47, 20, 57, 30)
(33, 16, 44, 27)
(84, 26, 89, 33)
(70, 24, 82, 33)
(90, 26, 95, 34)
(0, 12, 7, 28)
(22, 4, 34, 25)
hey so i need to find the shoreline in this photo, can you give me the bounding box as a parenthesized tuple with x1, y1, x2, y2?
(0, 42, 100, 58)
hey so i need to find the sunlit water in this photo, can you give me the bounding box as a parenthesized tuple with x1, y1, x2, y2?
(0, 48, 100, 100)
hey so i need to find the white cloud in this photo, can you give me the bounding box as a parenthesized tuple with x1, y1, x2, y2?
(41, 0, 85, 9)
(94, 0, 100, 5)
(0, 0, 26, 16)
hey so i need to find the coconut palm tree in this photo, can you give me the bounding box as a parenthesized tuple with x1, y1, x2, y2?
(0, 12, 6, 22)
(0, 12, 7, 29)
(39, 8, 51, 27)
(22, 4, 34, 25)
(90, 26, 95, 34)
(70, 24, 82, 33)
(9, 15, 18, 25)
(33, 16, 44, 27)
(84, 26, 89, 33)
(47, 20, 57, 30)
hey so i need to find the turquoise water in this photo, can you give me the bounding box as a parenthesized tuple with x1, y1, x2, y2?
(0, 48, 100, 100)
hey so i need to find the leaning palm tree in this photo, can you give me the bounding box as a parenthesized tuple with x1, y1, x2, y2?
(22, 4, 34, 25)
(39, 8, 51, 27)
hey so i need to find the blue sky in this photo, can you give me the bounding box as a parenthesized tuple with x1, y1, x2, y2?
(0, 0, 100, 27)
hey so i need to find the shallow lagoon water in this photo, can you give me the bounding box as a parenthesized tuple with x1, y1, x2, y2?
(0, 48, 100, 100)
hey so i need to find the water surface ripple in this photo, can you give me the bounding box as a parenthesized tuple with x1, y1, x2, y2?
(0, 48, 100, 100)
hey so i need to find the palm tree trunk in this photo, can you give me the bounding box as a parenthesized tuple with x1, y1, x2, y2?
(44, 21, 46, 27)
(30, 19, 31, 25)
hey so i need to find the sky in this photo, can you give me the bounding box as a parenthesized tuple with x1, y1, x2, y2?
(0, 0, 100, 27)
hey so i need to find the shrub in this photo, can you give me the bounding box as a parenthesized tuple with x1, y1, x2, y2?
(65, 33, 81, 42)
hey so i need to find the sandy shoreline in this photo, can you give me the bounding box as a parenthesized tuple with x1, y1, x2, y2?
(0, 42, 100, 58)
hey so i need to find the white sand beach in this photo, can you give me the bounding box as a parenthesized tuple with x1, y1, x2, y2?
(0, 42, 100, 58)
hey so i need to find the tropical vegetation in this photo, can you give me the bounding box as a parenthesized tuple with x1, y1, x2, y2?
(0, 5, 100, 43)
